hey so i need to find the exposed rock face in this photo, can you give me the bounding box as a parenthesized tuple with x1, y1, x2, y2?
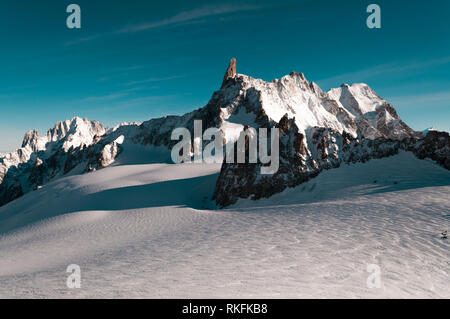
(222, 58, 237, 87)
(213, 118, 449, 207)
(412, 130, 450, 169)
(213, 115, 316, 206)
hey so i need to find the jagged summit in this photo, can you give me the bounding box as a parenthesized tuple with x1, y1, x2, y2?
(217, 66, 420, 141)
(221, 57, 237, 87)
(0, 117, 111, 205)
(21, 117, 105, 153)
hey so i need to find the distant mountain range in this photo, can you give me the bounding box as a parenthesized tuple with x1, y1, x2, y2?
(1, 59, 449, 207)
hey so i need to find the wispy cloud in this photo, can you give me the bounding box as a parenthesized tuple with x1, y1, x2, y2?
(65, 34, 106, 46)
(93, 94, 178, 112)
(389, 90, 450, 107)
(82, 92, 129, 102)
(117, 4, 263, 34)
(123, 75, 186, 86)
(81, 86, 148, 102)
(318, 56, 450, 89)
(65, 4, 264, 46)
(96, 65, 152, 83)
(388, 90, 450, 131)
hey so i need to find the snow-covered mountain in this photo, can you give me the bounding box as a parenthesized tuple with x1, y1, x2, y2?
(0, 59, 448, 208)
(0, 59, 449, 299)
(1, 118, 105, 204)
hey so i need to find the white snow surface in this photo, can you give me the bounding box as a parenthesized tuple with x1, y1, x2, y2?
(218, 73, 401, 141)
(0, 149, 449, 298)
(328, 83, 385, 116)
(231, 73, 359, 136)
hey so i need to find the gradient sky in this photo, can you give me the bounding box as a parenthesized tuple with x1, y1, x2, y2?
(0, 0, 449, 152)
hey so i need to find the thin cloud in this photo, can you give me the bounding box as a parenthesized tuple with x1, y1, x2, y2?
(65, 34, 106, 46)
(117, 4, 263, 34)
(97, 95, 178, 111)
(318, 56, 450, 89)
(65, 3, 265, 45)
(82, 86, 152, 102)
(82, 92, 129, 102)
(123, 75, 186, 86)
(96, 65, 152, 83)
(389, 90, 450, 107)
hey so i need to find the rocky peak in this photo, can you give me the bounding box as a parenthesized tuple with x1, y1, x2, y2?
(44, 117, 106, 152)
(22, 130, 44, 152)
(222, 58, 237, 87)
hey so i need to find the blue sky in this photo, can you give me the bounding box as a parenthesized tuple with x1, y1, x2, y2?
(0, 0, 449, 152)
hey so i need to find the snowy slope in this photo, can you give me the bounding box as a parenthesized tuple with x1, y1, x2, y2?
(328, 83, 385, 116)
(0, 151, 448, 298)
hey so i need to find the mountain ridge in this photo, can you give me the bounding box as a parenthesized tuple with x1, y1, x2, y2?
(0, 59, 448, 207)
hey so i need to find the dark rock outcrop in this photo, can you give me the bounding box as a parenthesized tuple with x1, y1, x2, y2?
(213, 119, 450, 207)
(411, 130, 450, 169)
